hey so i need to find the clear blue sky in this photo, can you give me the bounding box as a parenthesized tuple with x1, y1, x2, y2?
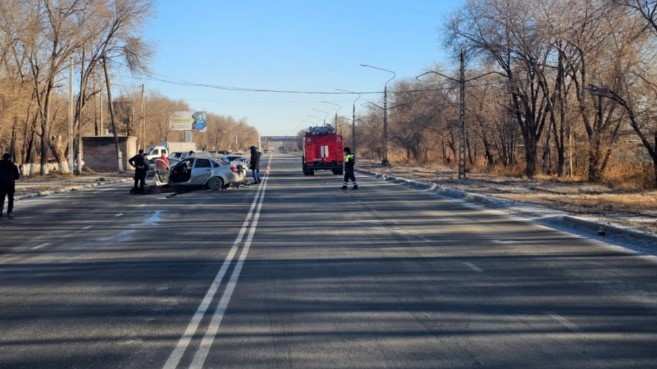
(126, 0, 464, 136)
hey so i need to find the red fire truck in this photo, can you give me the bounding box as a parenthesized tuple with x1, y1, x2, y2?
(302, 126, 344, 176)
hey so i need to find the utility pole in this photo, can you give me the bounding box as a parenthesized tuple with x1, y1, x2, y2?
(92, 77, 98, 136)
(140, 84, 145, 149)
(569, 126, 574, 177)
(334, 112, 339, 135)
(458, 49, 466, 179)
(102, 55, 123, 172)
(99, 91, 104, 136)
(383, 84, 389, 167)
(68, 56, 74, 173)
(416, 50, 500, 179)
(360, 64, 395, 167)
(352, 102, 356, 155)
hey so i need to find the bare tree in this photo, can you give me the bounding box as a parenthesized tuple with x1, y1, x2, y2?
(447, 0, 557, 178)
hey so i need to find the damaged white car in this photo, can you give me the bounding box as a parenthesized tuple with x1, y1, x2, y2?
(168, 156, 247, 190)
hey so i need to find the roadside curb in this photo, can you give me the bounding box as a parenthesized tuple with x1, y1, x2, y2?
(357, 168, 657, 246)
(560, 215, 657, 246)
(16, 178, 132, 201)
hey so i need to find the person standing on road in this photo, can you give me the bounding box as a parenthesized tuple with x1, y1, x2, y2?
(129, 149, 148, 193)
(0, 153, 20, 219)
(249, 146, 261, 184)
(342, 147, 358, 190)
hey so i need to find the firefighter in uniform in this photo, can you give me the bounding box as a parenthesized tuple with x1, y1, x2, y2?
(342, 147, 358, 190)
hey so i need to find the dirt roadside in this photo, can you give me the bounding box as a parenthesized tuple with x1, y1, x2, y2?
(360, 161, 657, 237)
(14, 173, 132, 199)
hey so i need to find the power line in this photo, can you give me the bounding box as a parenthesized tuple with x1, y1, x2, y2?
(132, 72, 383, 95)
(138, 73, 508, 95)
(111, 59, 508, 97)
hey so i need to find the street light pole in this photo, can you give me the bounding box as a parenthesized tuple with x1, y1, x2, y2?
(68, 56, 74, 173)
(352, 102, 357, 155)
(361, 64, 396, 167)
(140, 84, 145, 149)
(416, 50, 498, 179)
(383, 84, 389, 166)
(458, 49, 466, 179)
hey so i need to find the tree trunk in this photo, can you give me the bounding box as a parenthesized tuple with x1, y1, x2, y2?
(524, 133, 537, 178)
(556, 145, 565, 177)
(50, 135, 71, 174)
(587, 133, 601, 182)
(102, 56, 123, 172)
(40, 122, 49, 176)
(10, 116, 18, 160)
(653, 132, 657, 189)
(482, 135, 495, 169)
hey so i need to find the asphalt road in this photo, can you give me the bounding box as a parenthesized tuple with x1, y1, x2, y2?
(1, 154, 657, 369)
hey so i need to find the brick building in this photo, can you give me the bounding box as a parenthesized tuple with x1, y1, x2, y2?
(82, 136, 137, 172)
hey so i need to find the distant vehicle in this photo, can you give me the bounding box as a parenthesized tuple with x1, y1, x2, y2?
(302, 126, 344, 176)
(145, 142, 197, 161)
(222, 154, 248, 165)
(144, 145, 169, 161)
(169, 156, 247, 190)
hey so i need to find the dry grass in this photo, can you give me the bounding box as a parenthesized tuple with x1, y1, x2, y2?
(361, 158, 657, 233)
(501, 192, 657, 214)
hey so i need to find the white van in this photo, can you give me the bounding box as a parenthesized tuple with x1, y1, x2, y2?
(145, 145, 169, 161)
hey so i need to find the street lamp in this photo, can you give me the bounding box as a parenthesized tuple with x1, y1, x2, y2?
(361, 64, 396, 167)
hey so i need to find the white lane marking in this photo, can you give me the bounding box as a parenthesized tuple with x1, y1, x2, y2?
(115, 213, 124, 217)
(146, 210, 162, 226)
(116, 230, 136, 242)
(82, 225, 93, 230)
(464, 262, 484, 273)
(188, 165, 270, 369)
(161, 176, 267, 369)
(492, 239, 519, 245)
(547, 313, 579, 332)
(31, 243, 50, 250)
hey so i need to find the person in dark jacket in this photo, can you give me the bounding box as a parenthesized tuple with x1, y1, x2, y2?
(249, 146, 261, 184)
(342, 147, 358, 190)
(129, 149, 148, 193)
(0, 153, 20, 219)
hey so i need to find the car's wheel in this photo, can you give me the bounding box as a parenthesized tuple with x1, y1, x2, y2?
(207, 177, 224, 191)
